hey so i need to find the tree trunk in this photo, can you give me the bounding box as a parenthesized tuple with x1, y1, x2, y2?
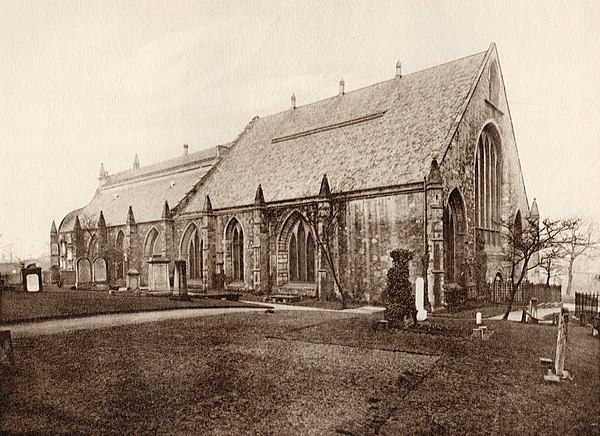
(503, 271, 525, 320)
(318, 238, 347, 310)
(323, 248, 346, 309)
(566, 259, 574, 296)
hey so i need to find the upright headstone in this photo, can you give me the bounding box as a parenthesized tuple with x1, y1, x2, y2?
(173, 260, 188, 299)
(147, 258, 170, 291)
(555, 307, 568, 377)
(529, 298, 539, 322)
(476, 312, 482, 325)
(22, 264, 42, 292)
(93, 258, 107, 282)
(77, 258, 92, 285)
(126, 269, 140, 290)
(415, 277, 427, 321)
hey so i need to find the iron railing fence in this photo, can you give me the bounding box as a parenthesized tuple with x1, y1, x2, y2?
(575, 292, 599, 324)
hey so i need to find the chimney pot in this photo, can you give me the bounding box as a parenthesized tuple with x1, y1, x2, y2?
(339, 78, 345, 95)
(183, 144, 189, 156)
(291, 93, 296, 110)
(396, 60, 402, 78)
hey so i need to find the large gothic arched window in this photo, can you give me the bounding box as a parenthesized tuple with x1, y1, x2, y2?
(475, 125, 502, 245)
(288, 220, 316, 283)
(188, 228, 203, 280)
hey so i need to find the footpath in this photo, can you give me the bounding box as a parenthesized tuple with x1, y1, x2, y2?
(6, 302, 383, 339)
(489, 303, 576, 321)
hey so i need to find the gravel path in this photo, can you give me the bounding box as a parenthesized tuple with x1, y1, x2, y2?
(5, 302, 382, 339)
(5, 307, 271, 338)
(488, 303, 575, 321)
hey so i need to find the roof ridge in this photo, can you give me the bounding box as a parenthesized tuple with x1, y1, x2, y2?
(259, 49, 488, 121)
(103, 145, 226, 188)
(172, 116, 260, 214)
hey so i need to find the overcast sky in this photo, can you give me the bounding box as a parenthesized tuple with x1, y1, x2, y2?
(1, 0, 599, 259)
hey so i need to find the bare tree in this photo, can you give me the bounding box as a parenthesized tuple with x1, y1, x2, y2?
(304, 195, 350, 309)
(78, 214, 98, 257)
(502, 215, 570, 320)
(539, 245, 563, 287)
(561, 218, 599, 296)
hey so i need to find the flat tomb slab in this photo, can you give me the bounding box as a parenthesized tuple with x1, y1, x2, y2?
(265, 294, 302, 303)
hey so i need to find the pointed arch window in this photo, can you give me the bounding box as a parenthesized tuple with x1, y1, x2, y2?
(144, 228, 161, 257)
(231, 221, 244, 281)
(288, 220, 316, 283)
(475, 125, 502, 246)
(115, 231, 125, 280)
(189, 228, 203, 280)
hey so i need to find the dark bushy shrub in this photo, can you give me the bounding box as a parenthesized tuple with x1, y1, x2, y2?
(384, 249, 416, 327)
(444, 283, 468, 312)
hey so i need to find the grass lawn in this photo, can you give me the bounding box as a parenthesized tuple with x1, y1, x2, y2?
(434, 304, 509, 319)
(1, 311, 598, 434)
(0, 287, 262, 324)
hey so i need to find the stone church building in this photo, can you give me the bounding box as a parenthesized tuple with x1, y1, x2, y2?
(51, 44, 534, 307)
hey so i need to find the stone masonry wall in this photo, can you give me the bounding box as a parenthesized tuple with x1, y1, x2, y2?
(343, 192, 425, 303)
(441, 47, 530, 283)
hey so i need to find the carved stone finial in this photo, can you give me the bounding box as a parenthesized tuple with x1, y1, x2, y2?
(161, 201, 172, 219)
(203, 195, 213, 213)
(426, 159, 442, 186)
(126, 206, 136, 225)
(319, 174, 331, 198)
(97, 211, 106, 229)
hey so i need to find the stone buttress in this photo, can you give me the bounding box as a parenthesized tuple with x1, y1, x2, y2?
(425, 159, 445, 307)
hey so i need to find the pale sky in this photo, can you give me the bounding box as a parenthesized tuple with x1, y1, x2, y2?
(1, 0, 599, 259)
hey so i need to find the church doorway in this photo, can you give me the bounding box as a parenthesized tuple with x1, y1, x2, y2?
(444, 189, 466, 286)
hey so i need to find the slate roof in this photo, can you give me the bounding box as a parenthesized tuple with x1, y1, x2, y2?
(59, 146, 226, 232)
(180, 47, 489, 213)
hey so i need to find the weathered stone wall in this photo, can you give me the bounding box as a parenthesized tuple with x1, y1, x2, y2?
(441, 47, 530, 283)
(343, 192, 425, 303)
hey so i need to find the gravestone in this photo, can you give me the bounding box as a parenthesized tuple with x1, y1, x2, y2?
(126, 269, 140, 290)
(148, 258, 170, 291)
(415, 277, 427, 321)
(555, 307, 567, 376)
(529, 298, 539, 321)
(93, 258, 107, 282)
(476, 312, 482, 325)
(21, 264, 42, 292)
(77, 258, 92, 284)
(172, 260, 189, 299)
